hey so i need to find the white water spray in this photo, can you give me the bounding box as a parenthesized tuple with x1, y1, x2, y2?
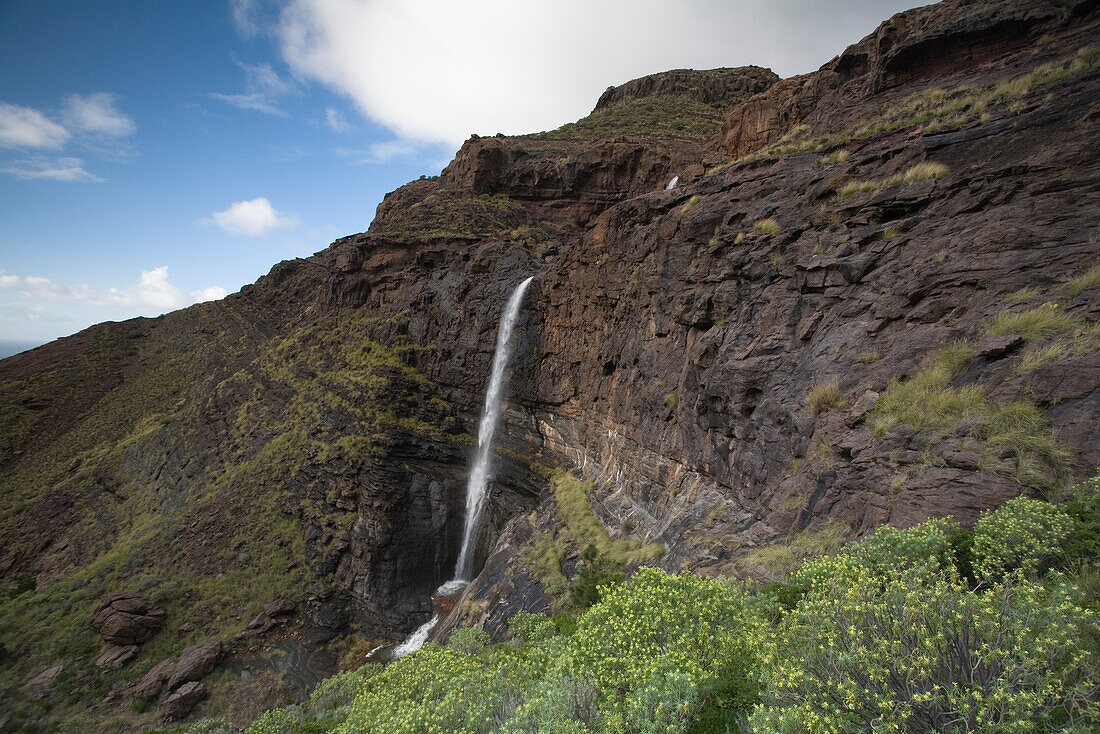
(455, 275, 535, 580)
(665, 176, 679, 189)
(393, 276, 534, 657)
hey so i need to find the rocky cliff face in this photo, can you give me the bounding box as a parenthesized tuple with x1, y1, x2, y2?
(1, 0, 1099, 729)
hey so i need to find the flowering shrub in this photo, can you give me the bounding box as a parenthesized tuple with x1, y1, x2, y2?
(752, 569, 1098, 733)
(972, 497, 1072, 581)
(793, 518, 961, 594)
(243, 495, 1097, 734)
(566, 567, 768, 732)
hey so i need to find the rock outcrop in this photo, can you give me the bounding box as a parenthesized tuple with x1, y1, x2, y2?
(90, 593, 166, 646)
(166, 641, 222, 691)
(133, 657, 175, 700)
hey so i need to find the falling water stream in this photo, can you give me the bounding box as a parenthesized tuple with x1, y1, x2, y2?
(393, 276, 535, 657)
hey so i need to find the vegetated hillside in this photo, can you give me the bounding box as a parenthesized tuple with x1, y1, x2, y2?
(1, 0, 1098, 731)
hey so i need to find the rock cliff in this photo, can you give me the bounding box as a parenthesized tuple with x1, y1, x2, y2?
(1, 0, 1098, 729)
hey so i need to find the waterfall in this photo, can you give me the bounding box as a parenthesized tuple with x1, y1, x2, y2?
(454, 275, 535, 580)
(665, 176, 679, 189)
(392, 614, 439, 658)
(393, 276, 534, 657)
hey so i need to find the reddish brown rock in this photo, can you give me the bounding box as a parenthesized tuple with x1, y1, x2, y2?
(162, 681, 206, 719)
(166, 641, 222, 690)
(90, 593, 165, 646)
(134, 656, 176, 699)
(262, 598, 296, 617)
(94, 644, 138, 669)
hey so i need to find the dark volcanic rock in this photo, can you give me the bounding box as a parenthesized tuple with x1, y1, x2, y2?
(166, 642, 222, 690)
(162, 681, 206, 719)
(263, 598, 296, 617)
(90, 593, 166, 646)
(594, 66, 780, 111)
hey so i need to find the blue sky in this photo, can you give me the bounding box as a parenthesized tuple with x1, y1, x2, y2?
(0, 0, 921, 346)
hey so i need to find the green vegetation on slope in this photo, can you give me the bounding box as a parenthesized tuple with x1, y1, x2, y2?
(206, 472, 1100, 734)
(521, 471, 664, 610)
(707, 46, 1100, 167)
(529, 94, 727, 140)
(0, 310, 456, 732)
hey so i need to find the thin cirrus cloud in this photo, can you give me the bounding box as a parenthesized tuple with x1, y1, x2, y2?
(333, 139, 416, 165)
(0, 94, 135, 181)
(204, 197, 298, 236)
(324, 107, 356, 134)
(210, 60, 295, 116)
(275, 0, 922, 147)
(2, 157, 104, 183)
(0, 103, 71, 149)
(0, 267, 227, 310)
(64, 93, 137, 138)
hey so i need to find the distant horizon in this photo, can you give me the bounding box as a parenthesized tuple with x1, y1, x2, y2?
(0, 338, 47, 360)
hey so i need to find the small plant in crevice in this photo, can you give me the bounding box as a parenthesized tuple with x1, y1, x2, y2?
(753, 218, 781, 235)
(807, 379, 845, 415)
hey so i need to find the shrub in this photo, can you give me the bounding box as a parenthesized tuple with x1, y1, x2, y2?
(567, 567, 768, 732)
(972, 497, 1073, 581)
(449, 627, 491, 655)
(1061, 470, 1100, 565)
(902, 161, 949, 183)
(753, 218, 780, 235)
(753, 570, 1099, 733)
(683, 194, 702, 213)
(807, 379, 845, 415)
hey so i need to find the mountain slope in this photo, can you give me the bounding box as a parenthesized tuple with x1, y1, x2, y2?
(1, 0, 1098, 730)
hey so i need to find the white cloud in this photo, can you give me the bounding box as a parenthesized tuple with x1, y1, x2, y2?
(276, 0, 921, 147)
(231, 0, 261, 37)
(64, 93, 136, 138)
(325, 106, 355, 134)
(205, 196, 297, 236)
(2, 157, 104, 182)
(191, 285, 229, 302)
(0, 267, 225, 310)
(0, 103, 70, 149)
(334, 139, 417, 164)
(211, 60, 295, 116)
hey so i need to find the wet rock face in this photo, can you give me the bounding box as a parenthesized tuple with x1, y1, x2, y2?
(90, 593, 166, 646)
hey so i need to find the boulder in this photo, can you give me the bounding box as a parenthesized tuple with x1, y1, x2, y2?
(91, 592, 166, 645)
(166, 641, 222, 690)
(21, 665, 62, 701)
(262, 598, 296, 617)
(134, 656, 176, 699)
(162, 680, 206, 719)
(94, 644, 138, 668)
